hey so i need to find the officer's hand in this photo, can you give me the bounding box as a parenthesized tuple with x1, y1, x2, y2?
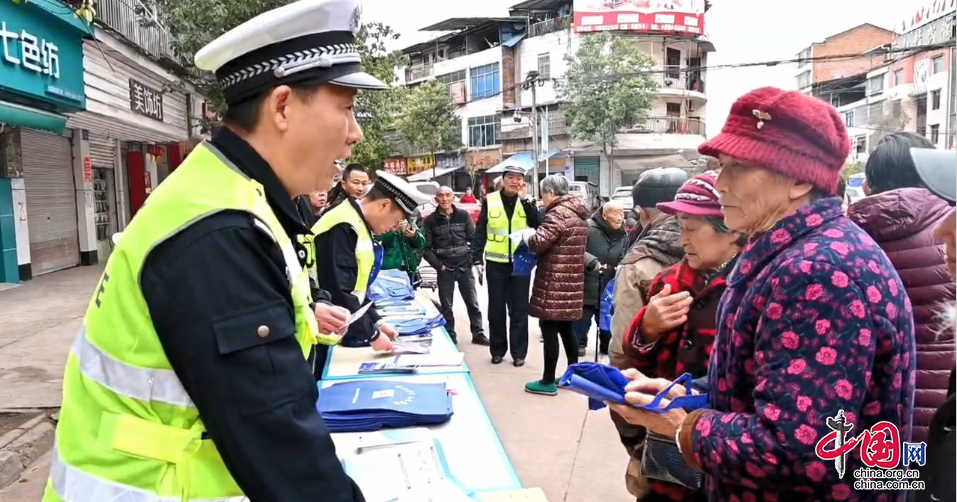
(371, 334, 394, 352)
(379, 323, 399, 340)
(474, 264, 485, 277)
(315, 304, 349, 335)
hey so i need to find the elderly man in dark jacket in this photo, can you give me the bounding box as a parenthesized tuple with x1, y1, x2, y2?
(423, 186, 489, 346)
(577, 199, 628, 357)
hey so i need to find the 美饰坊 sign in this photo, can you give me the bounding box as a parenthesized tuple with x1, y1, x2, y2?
(572, 0, 706, 35)
(0, 2, 86, 111)
(129, 78, 164, 122)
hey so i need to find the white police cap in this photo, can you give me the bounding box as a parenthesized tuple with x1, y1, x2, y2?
(194, 0, 387, 106)
(374, 171, 432, 215)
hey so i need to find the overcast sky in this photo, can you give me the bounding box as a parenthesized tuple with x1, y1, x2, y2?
(362, 0, 912, 138)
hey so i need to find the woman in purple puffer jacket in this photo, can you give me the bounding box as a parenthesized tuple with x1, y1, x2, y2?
(849, 132, 955, 444)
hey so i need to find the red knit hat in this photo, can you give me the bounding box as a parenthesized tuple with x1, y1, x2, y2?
(698, 87, 851, 196)
(657, 170, 723, 218)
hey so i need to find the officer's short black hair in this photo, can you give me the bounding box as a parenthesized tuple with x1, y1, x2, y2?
(365, 183, 390, 201)
(343, 164, 368, 180)
(222, 84, 325, 133)
(864, 132, 935, 194)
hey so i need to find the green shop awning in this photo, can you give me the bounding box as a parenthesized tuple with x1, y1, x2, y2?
(0, 100, 67, 135)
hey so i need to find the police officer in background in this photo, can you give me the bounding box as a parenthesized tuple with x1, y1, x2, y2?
(312, 171, 430, 372)
(471, 165, 541, 367)
(43, 1, 383, 501)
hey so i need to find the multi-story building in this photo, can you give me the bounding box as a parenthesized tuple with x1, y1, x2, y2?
(804, 2, 956, 167)
(389, 0, 714, 195)
(0, 0, 205, 285)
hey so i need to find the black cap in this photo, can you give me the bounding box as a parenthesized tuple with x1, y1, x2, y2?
(633, 167, 688, 208)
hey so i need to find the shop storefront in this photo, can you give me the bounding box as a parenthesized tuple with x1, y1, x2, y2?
(66, 28, 200, 258)
(0, 0, 88, 282)
(465, 148, 502, 193)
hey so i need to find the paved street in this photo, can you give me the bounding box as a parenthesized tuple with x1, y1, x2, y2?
(0, 266, 632, 502)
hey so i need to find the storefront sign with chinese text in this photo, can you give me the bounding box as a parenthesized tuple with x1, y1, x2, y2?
(383, 157, 408, 175)
(129, 78, 165, 122)
(435, 152, 464, 170)
(83, 156, 92, 182)
(406, 154, 435, 175)
(466, 149, 502, 172)
(893, 12, 955, 50)
(0, 3, 86, 110)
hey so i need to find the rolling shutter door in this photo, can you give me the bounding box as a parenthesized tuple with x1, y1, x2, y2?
(88, 132, 116, 169)
(21, 128, 80, 276)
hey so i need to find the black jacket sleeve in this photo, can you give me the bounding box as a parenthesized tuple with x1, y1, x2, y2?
(421, 215, 441, 270)
(471, 199, 489, 266)
(141, 212, 363, 502)
(312, 223, 378, 342)
(522, 198, 542, 228)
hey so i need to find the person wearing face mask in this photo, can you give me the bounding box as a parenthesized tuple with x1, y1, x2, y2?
(617, 171, 744, 502)
(907, 147, 955, 502)
(312, 171, 431, 366)
(578, 200, 629, 357)
(43, 1, 381, 500)
(610, 87, 915, 502)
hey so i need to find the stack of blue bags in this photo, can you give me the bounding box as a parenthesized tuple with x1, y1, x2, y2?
(317, 380, 454, 433)
(366, 270, 446, 336)
(367, 270, 416, 306)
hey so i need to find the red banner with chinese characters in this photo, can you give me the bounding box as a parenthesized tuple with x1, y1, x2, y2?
(383, 158, 408, 175)
(573, 0, 705, 35)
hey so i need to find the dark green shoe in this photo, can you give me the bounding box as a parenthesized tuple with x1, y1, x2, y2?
(524, 380, 558, 396)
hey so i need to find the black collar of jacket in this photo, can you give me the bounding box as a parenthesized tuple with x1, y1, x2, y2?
(343, 197, 377, 238)
(210, 127, 309, 236)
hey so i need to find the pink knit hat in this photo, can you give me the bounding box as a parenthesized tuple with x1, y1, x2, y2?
(657, 170, 723, 218)
(697, 87, 851, 196)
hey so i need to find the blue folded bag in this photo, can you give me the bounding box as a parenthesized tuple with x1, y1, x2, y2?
(512, 242, 537, 277)
(598, 277, 615, 332)
(558, 362, 710, 413)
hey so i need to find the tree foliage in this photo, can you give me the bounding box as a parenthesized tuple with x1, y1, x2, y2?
(394, 79, 462, 157)
(557, 32, 657, 163)
(147, 0, 409, 169)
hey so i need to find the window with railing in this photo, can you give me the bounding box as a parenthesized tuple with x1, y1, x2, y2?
(796, 70, 811, 89)
(537, 54, 551, 80)
(797, 48, 811, 68)
(437, 70, 466, 87)
(467, 115, 500, 147)
(469, 63, 500, 100)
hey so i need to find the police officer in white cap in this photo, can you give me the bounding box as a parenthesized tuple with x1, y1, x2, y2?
(311, 170, 430, 370)
(43, 1, 382, 501)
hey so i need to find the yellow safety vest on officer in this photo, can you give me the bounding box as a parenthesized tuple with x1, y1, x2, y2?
(312, 200, 376, 303)
(43, 144, 318, 502)
(484, 190, 528, 263)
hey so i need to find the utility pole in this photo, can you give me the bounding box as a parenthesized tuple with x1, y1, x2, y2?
(524, 71, 542, 199)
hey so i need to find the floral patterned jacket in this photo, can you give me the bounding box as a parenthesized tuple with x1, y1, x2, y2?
(676, 198, 916, 502)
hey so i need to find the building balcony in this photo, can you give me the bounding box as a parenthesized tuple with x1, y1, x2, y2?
(63, 0, 175, 61)
(649, 71, 707, 100)
(404, 63, 435, 83)
(527, 16, 572, 38)
(632, 116, 706, 136)
(499, 114, 568, 140)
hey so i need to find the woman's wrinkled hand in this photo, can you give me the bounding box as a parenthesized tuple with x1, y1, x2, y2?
(625, 377, 696, 400)
(608, 393, 687, 437)
(641, 284, 694, 339)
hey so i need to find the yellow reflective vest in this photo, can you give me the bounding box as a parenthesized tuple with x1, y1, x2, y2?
(484, 191, 528, 263)
(312, 200, 376, 303)
(43, 143, 317, 502)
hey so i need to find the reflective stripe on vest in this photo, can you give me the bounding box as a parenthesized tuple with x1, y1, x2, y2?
(298, 233, 318, 284)
(312, 201, 375, 303)
(48, 446, 249, 502)
(43, 143, 317, 502)
(484, 191, 528, 263)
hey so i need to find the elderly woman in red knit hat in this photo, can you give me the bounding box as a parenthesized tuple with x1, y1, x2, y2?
(610, 87, 917, 502)
(617, 170, 745, 502)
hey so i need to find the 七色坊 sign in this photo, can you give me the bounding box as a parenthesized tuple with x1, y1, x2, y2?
(0, 0, 87, 111)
